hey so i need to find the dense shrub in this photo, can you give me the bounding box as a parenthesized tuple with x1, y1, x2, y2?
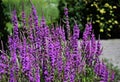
(58, 0, 120, 39)
(0, 0, 9, 50)
(0, 3, 115, 82)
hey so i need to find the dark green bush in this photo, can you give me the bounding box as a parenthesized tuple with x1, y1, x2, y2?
(58, 0, 120, 39)
(0, 0, 9, 50)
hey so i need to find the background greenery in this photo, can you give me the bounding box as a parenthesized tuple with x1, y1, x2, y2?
(1, 0, 120, 40)
(2, 0, 59, 34)
(58, 0, 120, 39)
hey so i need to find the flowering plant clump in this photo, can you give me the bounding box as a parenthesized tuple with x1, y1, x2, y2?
(0, 3, 115, 82)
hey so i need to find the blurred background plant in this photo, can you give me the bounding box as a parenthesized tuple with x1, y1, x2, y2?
(2, 0, 59, 34)
(0, 0, 9, 50)
(0, 0, 59, 49)
(1, 0, 120, 47)
(58, 0, 120, 39)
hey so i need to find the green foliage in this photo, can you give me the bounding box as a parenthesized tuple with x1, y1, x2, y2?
(0, 0, 9, 50)
(2, 0, 59, 35)
(58, 0, 120, 39)
(80, 66, 97, 82)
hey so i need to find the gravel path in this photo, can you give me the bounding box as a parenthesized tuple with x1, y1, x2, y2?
(100, 39, 120, 68)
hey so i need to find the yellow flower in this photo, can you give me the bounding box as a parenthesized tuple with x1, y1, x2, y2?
(99, 8, 106, 14)
(111, 14, 114, 16)
(104, 3, 109, 7)
(110, 10, 113, 13)
(96, 20, 100, 23)
(87, 17, 90, 21)
(96, 15, 100, 18)
(107, 28, 111, 31)
(109, 5, 112, 9)
(93, 2, 99, 8)
(113, 6, 117, 9)
(114, 20, 118, 24)
(93, 21, 95, 24)
(100, 29, 104, 32)
(108, 20, 112, 23)
(101, 17, 104, 20)
(109, 25, 112, 28)
(100, 23, 103, 26)
(91, 4, 93, 6)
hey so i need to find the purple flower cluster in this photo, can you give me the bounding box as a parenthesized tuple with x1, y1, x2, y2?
(0, 4, 115, 82)
(94, 61, 109, 82)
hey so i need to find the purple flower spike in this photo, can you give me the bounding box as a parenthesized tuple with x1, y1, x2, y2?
(64, 8, 68, 16)
(32, 4, 39, 32)
(94, 62, 109, 82)
(73, 23, 80, 39)
(21, 10, 26, 29)
(64, 7, 70, 40)
(12, 10, 19, 37)
(0, 52, 8, 78)
(40, 16, 46, 27)
(96, 37, 102, 57)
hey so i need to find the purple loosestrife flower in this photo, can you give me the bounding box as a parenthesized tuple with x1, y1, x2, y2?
(96, 37, 102, 56)
(91, 33, 97, 65)
(95, 37, 102, 63)
(85, 40, 95, 66)
(58, 26, 66, 41)
(64, 45, 75, 82)
(48, 37, 55, 81)
(65, 45, 71, 60)
(53, 29, 63, 74)
(35, 63, 40, 82)
(28, 13, 34, 44)
(32, 4, 39, 32)
(71, 23, 81, 74)
(91, 33, 97, 55)
(8, 36, 18, 82)
(41, 26, 50, 82)
(40, 16, 46, 27)
(64, 7, 70, 40)
(83, 23, 92, 41)
(94, 61, 108, 82)
(82, 23, 92, 49)
(25, 44, 35, 82)
(29, 13, 33, 29)
(11, 10, 20, 69)
(54, 39, 64, 80)
(32, 4, 41, 48)
(20, 37, 31, 77)
(64, 43, 71, 82)
(81, 23, 93, 67)
(12, 10, 19, 37)
(73, 23, 80, 39)
(64, 58, 71, 82)
(0, 52, 8, 78)
(12, 10, 19, 48)
(9, 69, 16, 82)
(64, 54, 75, 82)
(21, 9, 26, 29)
